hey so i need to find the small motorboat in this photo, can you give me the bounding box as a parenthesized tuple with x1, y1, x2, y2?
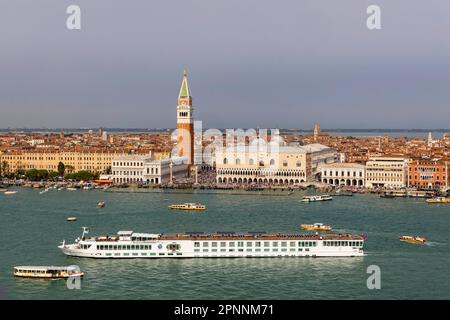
(67, 217, 77, 222)
(301, 223, 332, 232)
(168, 203, 207, 211)
(301, 195, 333, 202)
(4, 191, 18, 195)
(426, 197, 450, 204)
(40, 188, 49, 194)
(66, 187, 77, 191)
(97, 201, 106, 208)
(399, 236, 427, 245)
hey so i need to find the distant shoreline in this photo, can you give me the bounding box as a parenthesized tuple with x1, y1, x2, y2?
(0, 128, 449, 134)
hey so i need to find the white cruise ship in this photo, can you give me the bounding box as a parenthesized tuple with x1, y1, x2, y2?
(58, 227, 365, 258)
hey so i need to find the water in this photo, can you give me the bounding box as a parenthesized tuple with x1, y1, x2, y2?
(1, 188, 449, 300)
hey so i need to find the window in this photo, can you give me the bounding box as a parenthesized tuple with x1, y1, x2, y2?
(194, 242, 200, 248)
(203, 242, 209, 247)
(264, 242, 270, 247)
(272, 242, 278, 247)
(220, 242, 226, 247)
(229, 242, 235, 247)
(283, 160, 288, 167)
(249, 159, 254, 165)
(270, 159, 275, 166)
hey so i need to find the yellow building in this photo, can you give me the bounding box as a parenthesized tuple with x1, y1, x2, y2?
(0, 149, 131, 173)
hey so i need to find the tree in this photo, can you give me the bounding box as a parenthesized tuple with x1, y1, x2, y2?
(48, 171, 59, 180)
(25, 169, 49, 181)
(57, 162, 65, 177)
(0, 161, 10, 177)
(65, 170, 97, 181)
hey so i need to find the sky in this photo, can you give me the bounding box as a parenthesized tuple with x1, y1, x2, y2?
(0, 0, 449, 129)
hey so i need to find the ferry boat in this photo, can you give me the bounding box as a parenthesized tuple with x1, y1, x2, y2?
(168, 203, 207, 211)
(426, 197, 450, 204)
(13, 266, 84, 279)
(301, 223, 332, 232)
(301, 195, 333, 202)
(58, 227, 365, 258)
(399, 236, 427, 245)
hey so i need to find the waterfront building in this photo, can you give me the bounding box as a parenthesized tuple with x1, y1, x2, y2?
(0, 149, 130, 173)
(176, 69, 194, 165)
(111, 155, 188, 184)
(319, 163, 365, 187)
(215, 143, 337, 185)
(365, 156, 407, 189)
(408, 158, 449, 189)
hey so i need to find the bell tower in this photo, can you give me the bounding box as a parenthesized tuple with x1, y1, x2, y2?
(177, 69, 194, 165)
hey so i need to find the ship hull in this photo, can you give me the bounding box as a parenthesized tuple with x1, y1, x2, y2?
(59, 242, 364, 259)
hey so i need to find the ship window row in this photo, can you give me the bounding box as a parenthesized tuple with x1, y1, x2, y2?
(193, 248, 311, 253)
(194, 241, 317, 248)
(323, 241, 363, 247)
(97, 244, 152, 250)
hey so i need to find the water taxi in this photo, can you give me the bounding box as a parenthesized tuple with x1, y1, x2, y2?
(301, 223, 333, 232)
(426, 197, 450, 204)
(301, 195, 333, 202)
(13, 266, 84, 279)
(97, 201, 106, 208)
(58, 227, 365, 258)
(399, 236, 427, 245)
(168, 203, 207, 211)
(4, 191, 17, 195)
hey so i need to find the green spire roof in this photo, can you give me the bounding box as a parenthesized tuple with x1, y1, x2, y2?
(178, 68, 191, 98)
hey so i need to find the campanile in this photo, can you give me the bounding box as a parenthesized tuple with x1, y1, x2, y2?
(176, 69, 194, 165)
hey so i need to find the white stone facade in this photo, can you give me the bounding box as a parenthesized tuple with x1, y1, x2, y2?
(319, 163, 365, 187)
(111, 155, 188, 184)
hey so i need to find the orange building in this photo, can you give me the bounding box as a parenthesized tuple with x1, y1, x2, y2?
(408, 158, 449, 189)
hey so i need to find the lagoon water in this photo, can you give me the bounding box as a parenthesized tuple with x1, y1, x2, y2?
(1, 188, 449, 300)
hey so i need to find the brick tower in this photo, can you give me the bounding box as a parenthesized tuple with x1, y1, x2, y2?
(177, 69, 194, 165)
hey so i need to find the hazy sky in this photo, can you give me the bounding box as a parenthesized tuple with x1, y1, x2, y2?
(1, 0, 449, 129)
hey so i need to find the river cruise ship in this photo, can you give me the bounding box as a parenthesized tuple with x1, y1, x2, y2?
(58, 227, 365, 258)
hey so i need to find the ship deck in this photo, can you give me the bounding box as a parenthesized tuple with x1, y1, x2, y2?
(159, 233, 363, 241)
(81, 233, 364, 242)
